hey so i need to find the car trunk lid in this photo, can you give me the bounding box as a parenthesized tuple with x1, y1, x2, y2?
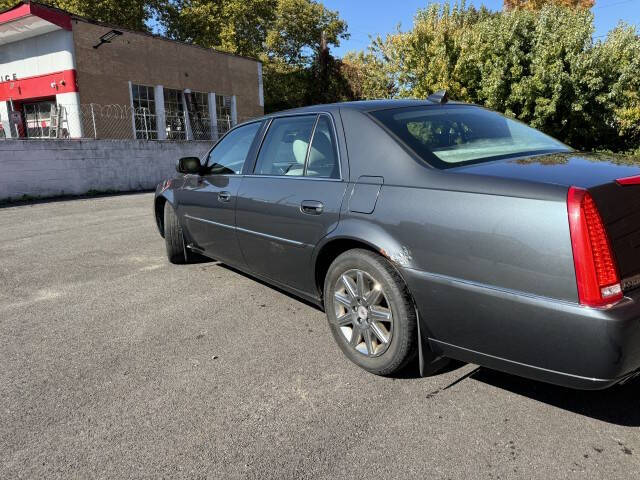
(590, 181, 640, 292)
(452, 152, 640, 189)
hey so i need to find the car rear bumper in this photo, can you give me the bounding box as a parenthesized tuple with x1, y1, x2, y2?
(401, 267, 640, 390)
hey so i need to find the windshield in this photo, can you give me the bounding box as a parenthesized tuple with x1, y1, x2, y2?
(370, 105, 570, 168)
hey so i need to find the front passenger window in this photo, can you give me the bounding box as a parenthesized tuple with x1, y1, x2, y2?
(205, 122, 262, 175)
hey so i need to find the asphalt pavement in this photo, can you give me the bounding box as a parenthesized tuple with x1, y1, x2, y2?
(1, 193, 639, 479)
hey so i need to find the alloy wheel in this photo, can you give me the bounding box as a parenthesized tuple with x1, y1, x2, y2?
(333, 269, 394, 357)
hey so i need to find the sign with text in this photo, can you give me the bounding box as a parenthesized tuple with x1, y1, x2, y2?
(1, 74, 18, 83)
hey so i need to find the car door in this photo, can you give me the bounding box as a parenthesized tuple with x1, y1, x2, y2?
(236, 113, 348, 294)
(177, 121, 263, 265)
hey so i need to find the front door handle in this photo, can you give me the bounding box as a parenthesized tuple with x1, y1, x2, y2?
(301, 200, 324, 215)
(218, 191, 231, 202)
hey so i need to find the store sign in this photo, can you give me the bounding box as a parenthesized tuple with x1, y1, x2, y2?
(1, 74, 18, 83)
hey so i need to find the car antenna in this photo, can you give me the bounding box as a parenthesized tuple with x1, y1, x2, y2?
(427, 90, 448, 104)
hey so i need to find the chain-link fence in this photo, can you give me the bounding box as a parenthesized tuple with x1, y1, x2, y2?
(0, 103, 253, 141)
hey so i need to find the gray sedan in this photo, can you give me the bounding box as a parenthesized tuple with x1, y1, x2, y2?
(154, 94, 640, 390)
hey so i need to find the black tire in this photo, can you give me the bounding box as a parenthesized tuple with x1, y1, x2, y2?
(163, 202, 189, 264)
(324, 249, 418, 376)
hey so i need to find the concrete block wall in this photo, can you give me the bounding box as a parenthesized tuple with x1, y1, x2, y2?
(0, 139, 213, 201)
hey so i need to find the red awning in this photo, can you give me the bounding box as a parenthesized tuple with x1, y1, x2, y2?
(0, 2, 71, 45)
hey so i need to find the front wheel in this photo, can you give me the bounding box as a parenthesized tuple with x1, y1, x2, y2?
(163, 202, 191, 264)
(324, 249, 418, 376)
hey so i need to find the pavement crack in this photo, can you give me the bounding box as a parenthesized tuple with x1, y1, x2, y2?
(425, 389, 441, 399)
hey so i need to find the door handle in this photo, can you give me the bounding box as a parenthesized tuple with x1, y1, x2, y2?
(301, 200, 324, 215)
(218, 191, 231, 202)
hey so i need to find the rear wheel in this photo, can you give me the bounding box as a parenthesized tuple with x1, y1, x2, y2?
(324, 249, 418, 375)
(163, 202, 190, 264)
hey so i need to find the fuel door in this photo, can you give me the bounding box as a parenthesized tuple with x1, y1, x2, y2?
(348, 176, 383, 214)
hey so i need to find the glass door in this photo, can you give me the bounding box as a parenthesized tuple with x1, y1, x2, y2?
(23, 101, 56, 138)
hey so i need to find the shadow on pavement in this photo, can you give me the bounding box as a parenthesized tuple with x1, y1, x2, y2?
(471, 367, 640, 427)
(392, 358, 468, 380)
(217, 263, 324, 312)
(206, 261, 640, 427)
(0, 190, 153, 209)
(393, 360, 640, 427)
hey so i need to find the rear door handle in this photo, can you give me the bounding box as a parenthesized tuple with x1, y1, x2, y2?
(301, 200, 324, 215)
(218, 191, 231, 202)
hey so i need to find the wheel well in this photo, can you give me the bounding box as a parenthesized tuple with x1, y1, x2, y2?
(315, 237, 428, 374)
(155, 197, 167, 238)
(315, 239, 379, 300)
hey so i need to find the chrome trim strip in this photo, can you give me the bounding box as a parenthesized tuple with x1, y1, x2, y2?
(405, 267, 631, 310)
(235, 226, 307, 247)
(184, 214, 308, 247)
(242, 175, 343, 182)
(184, 214, 234, 230)
(404, 267, 576, 306)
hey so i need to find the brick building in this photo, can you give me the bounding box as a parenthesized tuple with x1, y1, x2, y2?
(0, 1, 264, 140)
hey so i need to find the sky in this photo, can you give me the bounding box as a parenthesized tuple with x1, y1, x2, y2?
(322, 0, 640, 57)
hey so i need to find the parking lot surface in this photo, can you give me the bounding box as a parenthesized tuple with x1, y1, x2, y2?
(1, 193, 639, 479)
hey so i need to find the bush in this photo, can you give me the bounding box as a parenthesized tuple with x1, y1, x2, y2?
(351, 2, 640, 153)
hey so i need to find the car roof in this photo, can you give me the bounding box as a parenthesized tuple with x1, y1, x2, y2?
(262, 99, 469, 118)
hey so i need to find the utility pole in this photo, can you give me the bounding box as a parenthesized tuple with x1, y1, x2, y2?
(320, 30, 329, 103)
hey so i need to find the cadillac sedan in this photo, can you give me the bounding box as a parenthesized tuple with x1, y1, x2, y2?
(154, 94, 640, 390)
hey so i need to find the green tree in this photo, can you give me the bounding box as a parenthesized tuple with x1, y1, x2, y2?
(263, 35, 351, 112)
(0, 0, 158, 31)
(264, 0, 348, 66)
(454, 6, 597, 146)
(159, 0, 276, 58)
(354, 2, 639, 152)
(503, 0, 594, 10)
(159, 0, 348, 63)
(0, 0, 18, 10)
(455, 6, 638, 151)
(376, 2, 494, 100)
(159, 0, 349, 112)
(262, 60, 311, 112)
(586, 25, 640, 150)
(305, 33, 352, 104)
(340, 50, 396, 99)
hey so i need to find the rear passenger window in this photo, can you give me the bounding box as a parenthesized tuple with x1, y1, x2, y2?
(306, 115, 339, 179)
(254, 116, 316, 176)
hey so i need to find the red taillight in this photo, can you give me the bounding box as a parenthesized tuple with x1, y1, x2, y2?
(567, 186, 622, 307)
(616, 174, 640, 185)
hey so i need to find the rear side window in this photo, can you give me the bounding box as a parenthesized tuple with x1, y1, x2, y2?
(205, 121, 261, 175)
(306, 116, 340, 179)
(254, 116, 316, 176)
(371, 105, 569, 168)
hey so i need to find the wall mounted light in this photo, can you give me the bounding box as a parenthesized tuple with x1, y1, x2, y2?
(93, 30, 123, 49)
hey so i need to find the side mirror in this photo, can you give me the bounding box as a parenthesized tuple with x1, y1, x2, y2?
(176, 156, 201, 174)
